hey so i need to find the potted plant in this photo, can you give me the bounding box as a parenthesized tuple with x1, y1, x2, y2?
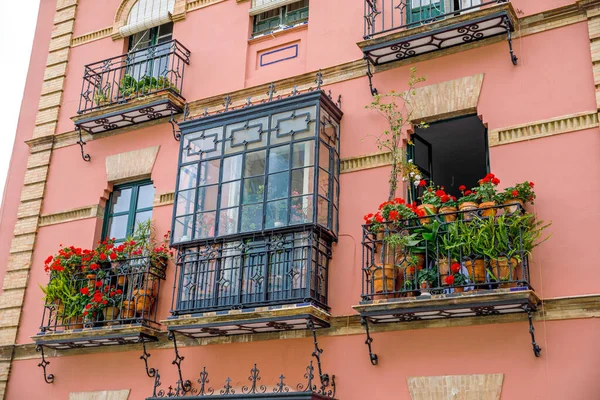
(119, 74, 138, 99)
(438, 193, 458, 222)
(473, 173, 501, 217)
(93, 88, 111, 106)
(457, 186, 479, 221)
(459, 220, 487, 284)
(438, 223, 462, 285)
(417, 267, 438, 292)
(501, 181, 535, 214)
(445, 270, 468, 293)
(417, 185, 443, 224)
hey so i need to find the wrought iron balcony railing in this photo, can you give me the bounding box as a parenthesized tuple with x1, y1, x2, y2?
(39, 257, 164, 334)
(361, 203, 533, 301)
(77, 39, 190, 114)
(171, 229, 331, 315)
(364, 0, 509, 39)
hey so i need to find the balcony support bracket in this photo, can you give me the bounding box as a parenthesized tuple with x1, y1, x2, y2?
(364, 57, 378, 96)
(167, 331, 192, 393)
(505, 16, 518, 65)
(307, 319, 336, 398)
(526, 307, 542, 357)
(140, 338, 157, 378)
(169, 109, 182, 141)
(75, 126, 91, 162)
(360, 317, 378, 366)
(36, 345, 54, 384)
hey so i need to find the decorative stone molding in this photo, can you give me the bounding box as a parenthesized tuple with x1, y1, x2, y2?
(154, 191, 175, 206)
(39, 205, 104, 227)
(488, 111, 599, 146)
(407, 374, 504, 400)
(105, 146, 160, 183)
(69, 390, 130, 400)
(411, 74, 484, 122)
(71, 27, 112, 47)
(340, 152, 393, 173)
(187, 0, 226, 12)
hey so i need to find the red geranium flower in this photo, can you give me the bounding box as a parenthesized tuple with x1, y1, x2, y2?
(444, 275, 455, 285)
(95, 280, 103, 288)
(419, 179, 427, 187)
(491, 177, 500, 185)
(90, 263, 99, 271)
(435, 190, 446, 197)
(440, 195, 450, 203)
(80, 287, 89, 295)
(458, 185, 466, 191)
(512, 190, 519, 197)
(109, 252, 117, 260)
(464, 190, 472, 196)
(451, 263, 461, 273)
(529, 181, 535, 187)
(85, 304, 92, 309)
(116, 289, 122, 295)
(407, 267, 415, 274)
(99, 253, 107, 261)
(375, 213, 384, 223)
(44, 256, 53, 264)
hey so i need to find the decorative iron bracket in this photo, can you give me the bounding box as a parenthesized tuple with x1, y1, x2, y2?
(169, 109, 181, 141)
(141, 339, 157, 378)
(75, 126, 91, 162)
(504, 16, 518, 65)
(167, 331, 192, 392)
(364, 57, 378, 96)
(526, 307, 542, 357)
(306, 319, 336, 398)
(35, 345, 54, 384)
(360, 317, 379, 366)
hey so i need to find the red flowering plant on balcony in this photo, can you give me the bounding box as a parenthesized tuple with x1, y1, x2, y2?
(501, 181, 536, 205)
(473, 173, 501, 204)
(457, 185, 479, 206)
(363, 197, 425, 233)
(80, 282, 123, 320)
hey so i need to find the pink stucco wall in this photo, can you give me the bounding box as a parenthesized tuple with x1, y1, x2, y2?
(3, 0, 600, 398)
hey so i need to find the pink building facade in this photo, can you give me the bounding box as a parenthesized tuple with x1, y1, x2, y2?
(1, 0, 600, 399)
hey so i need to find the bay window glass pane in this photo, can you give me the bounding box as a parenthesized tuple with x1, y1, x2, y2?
(291, 196, 313, 224)
(173, 215, 194, 242)
(225, 117, 269, 154)
(318, 169, 330, 198)
(241, 204, 263, 232)
(317, 196, 329, 227)
(135, 210, 152, 226)
(269, 145, 290, 173)
(199, 159, 220, 186)
(137, 184, 155, 209)
(291, 167, 314, 196)
(267, 172, 289, 200)
(223, 155, 243, 182)
(292, 141, 314, 168)
(107, 215, 128, 240)
(319, 143, 330, 171)
(179, 164, 198, 190)
(244, 150, 266, 177)
(176, 189, 195, 216)
(220, 181, 241, 208)
(182, 128, 222, 163)
(219, 208, 239, 236)
(111, 188, 132, 213)
(195, 212, 216, 239)
(198, 185, 218, 211)
(271, 106, 316, 144)
(266, 200, 288, 228)
(243, 177, 264, 204)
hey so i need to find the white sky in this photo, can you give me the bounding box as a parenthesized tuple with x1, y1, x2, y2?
(0, 1, 39, 208)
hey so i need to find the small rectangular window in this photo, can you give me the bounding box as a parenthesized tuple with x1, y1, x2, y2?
(103, 181, 155, 242)
(252, 0, 309, 36)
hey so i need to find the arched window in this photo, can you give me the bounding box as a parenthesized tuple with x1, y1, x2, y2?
(119, 0, 175, 37)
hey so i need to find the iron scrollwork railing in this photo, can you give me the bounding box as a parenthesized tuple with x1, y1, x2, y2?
(171, 230, 331, 315)
(364, 0, 509, 39)
(77, 39, 190, 114)
(39, 257, 164, 333)
(361, 203, 533, 300)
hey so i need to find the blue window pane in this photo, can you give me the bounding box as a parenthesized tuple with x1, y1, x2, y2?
(241, 204, 262, 232)
(111, 188, 132, 214)
(266, 200, 288, 228)
(267, 172, 289, 201)
(137, 184, 155, 209)
(268, 145, 290, 173)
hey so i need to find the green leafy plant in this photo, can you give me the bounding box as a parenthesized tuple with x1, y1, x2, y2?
(457, 185, 479, 205)
(501, 181, 536, 205)
(417, 267, 438, 286)
(119, 74, 138, 97)
(473, 173, 501, 203)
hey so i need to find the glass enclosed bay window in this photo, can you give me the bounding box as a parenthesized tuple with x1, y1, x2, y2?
(172, 91, 341, 246)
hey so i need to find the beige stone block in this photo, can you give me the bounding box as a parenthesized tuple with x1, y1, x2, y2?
(105, 146, 160, 183)
(46, 48, 69, 67)
(56, 0, 78, 10)
(20, 183, 45, 202)
(33, 122, 58, 139)
(69, 390, 131, 400)
(48, 34, 72, 52)
(43, 62, 67, 81)
(0, 360, 10, 381)
(9, 234, 36, 253)
(590, 38, 600, 62)
(23, 166, 49, 185)
(54, 5, 77, 24)
(0, 328, 18, 347)
(407, 374, 504, 400)
(0, 290, 25, 310)
(41, 77, 65, 95)
(17, 200, 43, 218)
(13, 216, 39, 236)
(38, 92, 63, 112)
(52, 20, 75, 39)
(27, 151, 52, 169)
(588, 16, 600, 39)
(2, 271, 29, 292)
(35, 107, 60, 126)
(7, 252, 32, 272)
(0, 309, 21, 328)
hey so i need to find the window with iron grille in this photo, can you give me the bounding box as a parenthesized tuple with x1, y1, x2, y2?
(252, 0, 309, 36)
(103, 181, 156, 242)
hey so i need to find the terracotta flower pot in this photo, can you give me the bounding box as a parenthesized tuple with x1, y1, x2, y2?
(134, 290, 154, 315)
(437, 258, 452, 286)
(464, 259, 486, 283)
(489, 257, 519, 282)
(438, 206, 458, 222)
(417, 204, 438, 225)
(146, 276, 160, 297)
(371, 264, 395, 293)
(419, 281, 430, 290)
(121, 300, 136, 319)
(102, 306, 120, 325)
(63, 315, 83, 330)
(454, 287, 465, 293)
(117, 275, 127, 286)
(503, 199, 524, 214)
(459, 202, 479, 221)
(479, 201, 497, 217)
